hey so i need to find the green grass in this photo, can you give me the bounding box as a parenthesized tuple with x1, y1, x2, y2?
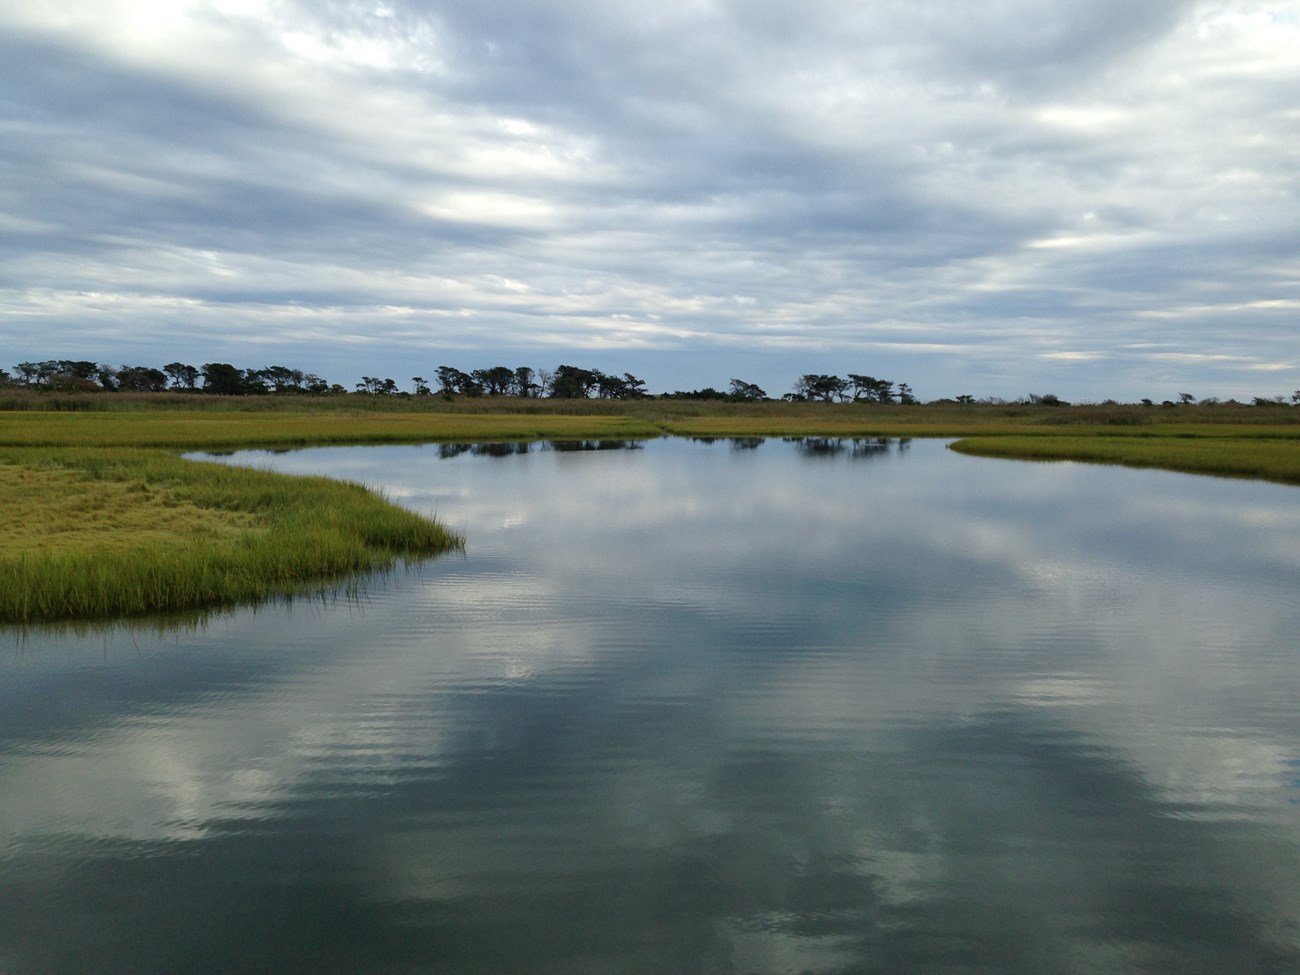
(948, 434, 1300, 485)
(0, 410, 660, 449)
(2, 396, 1296, 624)
(0, 447, 461, 624)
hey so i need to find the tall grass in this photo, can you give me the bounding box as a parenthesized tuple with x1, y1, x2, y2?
(0, 448, 461, 624)
(3, 398, 1296, 624)
(948, 436, 1300, 485)
(0, 410, 661, 449)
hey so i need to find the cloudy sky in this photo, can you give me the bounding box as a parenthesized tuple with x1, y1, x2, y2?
(2, 0, 1297, 400)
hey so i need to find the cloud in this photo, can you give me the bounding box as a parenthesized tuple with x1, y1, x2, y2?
(1, 0, 1297, 399)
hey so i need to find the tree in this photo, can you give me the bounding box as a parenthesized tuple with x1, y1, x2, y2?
(12, 360, 114, 391)
(847, 374, 893, 403)
(163, 362, 200, 390)
(13, 362, 45, 386)
(92, 364, 119, 391)
(412, 376, 431, 396)
(1178, 392, 1195, 405)
(63, 361, 99, 383)
(954, 394, 976, 404)
(549, 364, 600, 398)
(593, 372, 646, 399)
(795, 374, 850, 402)
(355, 376, 399, 395)
(728, 379, 767, 401)
(254, 365, 306, 394)
(435, 366, 479, 396)
(896, 382, 917, 405)
(664, 387, 728, 400)
(515, 366, 539, 398)
(472, 366, 517, 396)
(115, 365, 168, 392)
(201, 362, 248, 395)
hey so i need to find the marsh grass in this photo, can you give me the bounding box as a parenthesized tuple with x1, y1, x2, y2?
(0, 410, 661, 449)
(2, 397, 1296, 623)
(948, 435, 1300, 485)
(0, 448, 461, 624)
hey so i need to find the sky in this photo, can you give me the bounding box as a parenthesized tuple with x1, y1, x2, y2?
(2, 0, 1298, 401)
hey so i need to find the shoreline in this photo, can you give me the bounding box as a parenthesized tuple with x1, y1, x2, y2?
(4, 401, 1296, 624)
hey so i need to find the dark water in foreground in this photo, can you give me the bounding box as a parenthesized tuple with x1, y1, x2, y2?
(3, 437, 1299, 974)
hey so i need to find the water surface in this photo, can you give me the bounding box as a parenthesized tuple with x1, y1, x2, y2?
(3, 438, 1299, 973)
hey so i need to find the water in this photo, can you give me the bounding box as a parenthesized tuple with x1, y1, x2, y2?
(3, 437, 1299, 973)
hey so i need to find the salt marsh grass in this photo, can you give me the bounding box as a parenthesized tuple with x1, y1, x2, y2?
(948, 434, 1300, 485)
(2, 398, 1296, 623)
(0, 448, 461, 624)
(0, 410, 659, 449)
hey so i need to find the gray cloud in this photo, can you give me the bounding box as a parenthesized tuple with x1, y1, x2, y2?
(1, 0, 1296, 399)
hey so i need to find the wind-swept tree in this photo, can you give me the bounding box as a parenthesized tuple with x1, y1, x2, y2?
(92, 364, 119, 391)
(549, 364, 601, 398)
(728, 379, 767, 401)
(619, 373, 648, 398)
(794, 374, 850, 402)
(594, 372, 647, 399)
(13, 362, 44, 386)
(847, 374, 893, 403)
(201, 362, 248, 395)
(435, 366, 479, 396)
(115, 365, 168, 392)
(254, 365, 306, 394)
(163, 362, 200, 390)
(355, 376, 399, 395)
(472, 366, 517, 396)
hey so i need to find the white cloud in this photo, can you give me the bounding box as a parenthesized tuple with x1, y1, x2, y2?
(0, 0, 1297, 398)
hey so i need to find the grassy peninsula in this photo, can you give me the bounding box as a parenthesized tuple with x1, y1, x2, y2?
(3, 395, 1297, 624)
(0, 448, 463, 624)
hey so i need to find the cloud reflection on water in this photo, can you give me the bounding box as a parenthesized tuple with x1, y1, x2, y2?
(2, 438, 1299, 973)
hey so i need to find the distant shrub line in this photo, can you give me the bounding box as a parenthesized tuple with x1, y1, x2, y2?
(5, 358, 1298, 407)
(4, 359, 922, 404)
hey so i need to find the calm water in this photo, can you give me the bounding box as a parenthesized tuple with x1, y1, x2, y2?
(3, 437, 1299, 974)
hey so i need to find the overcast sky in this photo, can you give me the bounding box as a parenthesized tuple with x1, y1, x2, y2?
(3, 1, 1297, 400)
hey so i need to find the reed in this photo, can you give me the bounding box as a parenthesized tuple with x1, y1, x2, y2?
(0, 448, 461, 624)
(0, 410, 660, 449)
(948, 435, 1300, 485)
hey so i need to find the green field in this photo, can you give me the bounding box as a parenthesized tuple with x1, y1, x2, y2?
(3, 396, 1297, 624)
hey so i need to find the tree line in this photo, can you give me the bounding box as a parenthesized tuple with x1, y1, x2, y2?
(1, 359, 923, 403)
(13, 357, 1294, 405)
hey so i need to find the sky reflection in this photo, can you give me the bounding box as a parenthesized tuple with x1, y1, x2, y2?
(2, 439, 1299, 973)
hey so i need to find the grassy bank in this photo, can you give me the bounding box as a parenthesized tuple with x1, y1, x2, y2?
(0, 410, 660, 449)
(3, 397, 1296, 623)
(1, 447, 461, 624)
(948, 434, 1300, 485)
